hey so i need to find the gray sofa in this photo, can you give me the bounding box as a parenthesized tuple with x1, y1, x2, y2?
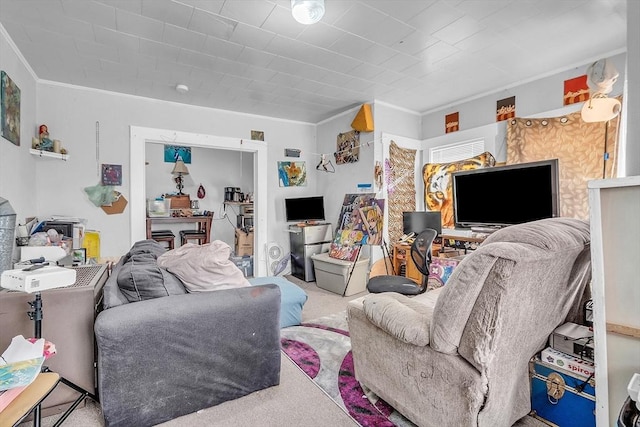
(94, 240, 281, 427)
(347, 218, 591, 427)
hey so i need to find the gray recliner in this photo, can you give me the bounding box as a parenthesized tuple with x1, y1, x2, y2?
(366, 228, 437, 295)
(348, 218, 592, 427)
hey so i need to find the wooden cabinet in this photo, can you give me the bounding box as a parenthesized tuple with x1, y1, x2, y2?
(392, 242, 423, 284)
(588, 176, 640, 425)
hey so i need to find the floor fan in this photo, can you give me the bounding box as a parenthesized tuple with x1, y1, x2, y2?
(266, 242, 290, 276)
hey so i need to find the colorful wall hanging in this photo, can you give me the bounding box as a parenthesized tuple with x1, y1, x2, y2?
(507, 107, 621, 220)
(1, 71, 20, 146)
(164, 145, 191, 163)
(445, 112, 459, 133)
(329, 193, 384, 261)
(496, 96, 516, 122)
(278, 161, 306, 187)
(335, 130, 360, 164)
(563, 75, 589, 105)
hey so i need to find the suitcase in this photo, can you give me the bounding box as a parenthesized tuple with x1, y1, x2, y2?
(529, 356, 596, 427)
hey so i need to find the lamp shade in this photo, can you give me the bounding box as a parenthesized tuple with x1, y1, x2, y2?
(581, 96, 621, 123)
(171, 159, 190, 175)
(291, 0, 325, 24)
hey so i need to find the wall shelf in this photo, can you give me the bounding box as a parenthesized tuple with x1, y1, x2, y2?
(30, 149, 70, 160)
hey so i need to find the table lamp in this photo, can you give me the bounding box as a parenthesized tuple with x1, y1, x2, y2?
(171, 159, 189, 195)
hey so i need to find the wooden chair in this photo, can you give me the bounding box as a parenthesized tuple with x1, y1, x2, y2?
(151, 230, 175, 250)
(180, 230, 207, 245)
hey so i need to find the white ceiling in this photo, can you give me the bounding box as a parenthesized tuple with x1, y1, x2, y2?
(0, 0, 628, 123)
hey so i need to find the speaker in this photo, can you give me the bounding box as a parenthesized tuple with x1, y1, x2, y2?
(266, 242, 290, 276)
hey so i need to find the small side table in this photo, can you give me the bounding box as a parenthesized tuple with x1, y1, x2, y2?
(0, 372, 60, 427)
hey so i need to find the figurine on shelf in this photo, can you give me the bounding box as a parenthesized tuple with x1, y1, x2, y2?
(38, 124, 54, 152)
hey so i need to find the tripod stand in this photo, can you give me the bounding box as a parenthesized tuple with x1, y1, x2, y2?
(27, 292, 97, 427)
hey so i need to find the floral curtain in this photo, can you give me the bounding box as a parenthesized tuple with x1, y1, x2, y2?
(507, 106, 620, 220)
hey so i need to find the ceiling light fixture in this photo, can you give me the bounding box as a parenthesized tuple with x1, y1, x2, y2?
(176, 84, 189, 94)
(291, 0, 325, 25)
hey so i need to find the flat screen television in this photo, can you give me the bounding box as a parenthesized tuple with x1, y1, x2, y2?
(284, 196, 325, 223)
(403, 211, 442, 236)
(452, 159, 560, 229)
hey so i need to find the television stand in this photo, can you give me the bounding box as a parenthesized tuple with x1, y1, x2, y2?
(470, 226, 500, 234)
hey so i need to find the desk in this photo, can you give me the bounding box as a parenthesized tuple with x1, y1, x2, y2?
(146, 215, 212, 244)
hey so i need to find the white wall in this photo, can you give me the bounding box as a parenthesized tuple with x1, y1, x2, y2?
(626, 0, 639, 176)
(0, 25, 38, 234)
(421, 53, 627, 140)
(32, 83, 315, 261)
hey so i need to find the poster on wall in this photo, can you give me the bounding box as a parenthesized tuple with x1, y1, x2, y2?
(1, 70, 20, 146)
(445, 112, 459, 133)
(335, 130, 359, 164)
(496, 96, 516, 122)
(329, 193, 385, 261)
(563, 75, 589, 105)
(278, 161, 306, 187)
(164, 145, 192, 163)
(101, 164, 122, 186)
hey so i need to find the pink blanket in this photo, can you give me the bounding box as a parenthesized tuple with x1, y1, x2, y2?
(157, 241, 250, 292)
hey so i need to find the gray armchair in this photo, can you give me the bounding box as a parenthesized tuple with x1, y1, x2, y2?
(95, 253, 282, 427)
(347, 218, 591, 427)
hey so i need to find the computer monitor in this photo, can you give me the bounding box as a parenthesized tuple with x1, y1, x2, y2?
(402, 211, 442, 236)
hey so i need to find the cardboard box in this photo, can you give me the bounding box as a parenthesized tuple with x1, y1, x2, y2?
(234, 229, 254, 256)
(311, 252, 369, 296)
(540, 347, 595, 379)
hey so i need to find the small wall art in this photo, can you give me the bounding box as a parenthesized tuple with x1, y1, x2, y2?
(564, 75, 589, 105)
(164, 145, 191, 163)
(335, 130, 359, 164)
(278, 161, 306, 187)
(101, 164, 122, 186)
(1, 70, 21, 146)
(251, 130, 264, 141)
(496, 96, 516, 122)
(445, 112, 459, 133)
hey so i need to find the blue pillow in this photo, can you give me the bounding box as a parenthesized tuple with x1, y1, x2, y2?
(249, 277, 307, 328)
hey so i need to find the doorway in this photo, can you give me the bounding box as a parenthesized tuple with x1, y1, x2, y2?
(130, 126, 268, 276)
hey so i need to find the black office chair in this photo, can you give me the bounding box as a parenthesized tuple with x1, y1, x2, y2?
(367, 228, 438, 295)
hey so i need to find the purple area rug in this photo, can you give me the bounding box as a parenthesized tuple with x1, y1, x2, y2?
(280, 311, 413, 427)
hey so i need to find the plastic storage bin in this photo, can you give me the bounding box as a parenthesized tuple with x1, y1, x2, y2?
(311, 252, 369, 296)
(147, 198, 171, 217)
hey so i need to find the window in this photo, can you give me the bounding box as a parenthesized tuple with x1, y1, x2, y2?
(429, 139, 484, 163)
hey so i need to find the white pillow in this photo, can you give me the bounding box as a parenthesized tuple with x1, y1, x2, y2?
(157, 240, 250, 292)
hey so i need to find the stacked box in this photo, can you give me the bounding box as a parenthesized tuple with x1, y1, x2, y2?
(540, 347, 595, 378)
(234, 229, 254, 256)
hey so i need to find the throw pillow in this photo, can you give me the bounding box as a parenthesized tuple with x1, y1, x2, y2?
(157, 240, 250, 292)
(422, 152, 496, 228)
(115, 240, 187, 304)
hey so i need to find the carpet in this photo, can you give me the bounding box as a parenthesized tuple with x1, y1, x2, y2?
(280, 311, 547, 427)
(280, 310, 414, 427)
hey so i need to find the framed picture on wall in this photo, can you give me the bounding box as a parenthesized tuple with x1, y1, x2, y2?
(1, 70, 21, 146)
(164, 145, 192, 163)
